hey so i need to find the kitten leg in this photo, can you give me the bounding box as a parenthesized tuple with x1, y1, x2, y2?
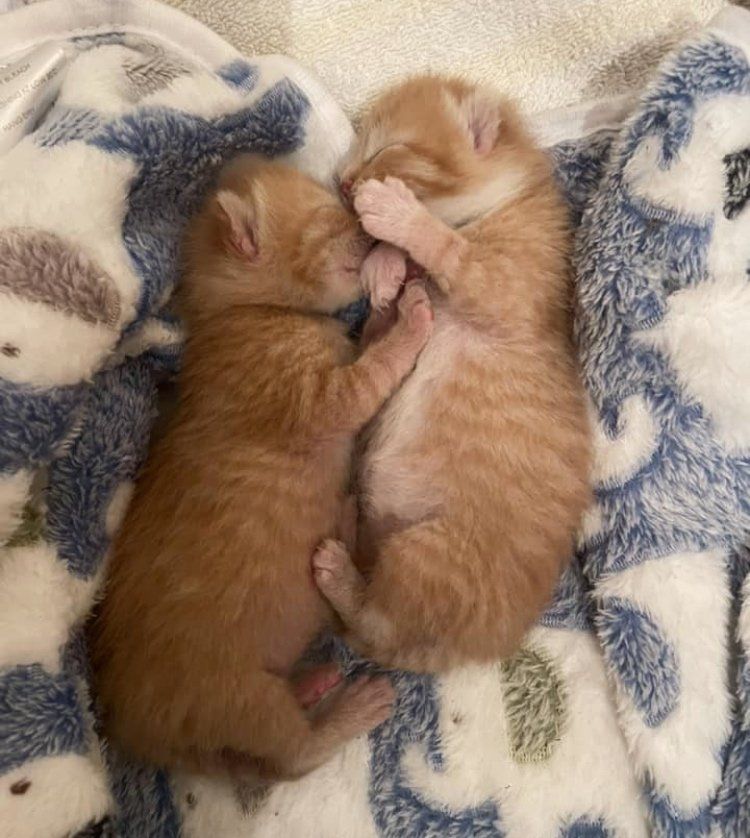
(360, 241, 407, 310)
(360, 299, 398, 347)
(194, 670, 394, 781)
(313, 539, 366, 620)
(313, 539, 396, 653)
(359, 242, 405, 347)
(254, 672, 394, 779)
(314, 281, 432, 436)
(315, 521, 517, 673)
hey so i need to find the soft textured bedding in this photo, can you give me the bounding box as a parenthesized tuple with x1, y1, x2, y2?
(160, 0, 726, 119)
(1, 2, 750, 837)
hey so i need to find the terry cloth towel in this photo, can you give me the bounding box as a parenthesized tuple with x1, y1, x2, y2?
(1, 1, 750, 836)
(159, 0, 727, 118)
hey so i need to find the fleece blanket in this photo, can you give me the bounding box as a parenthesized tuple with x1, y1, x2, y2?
(1, 2, 750, 837)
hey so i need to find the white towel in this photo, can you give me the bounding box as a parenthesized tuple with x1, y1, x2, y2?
(162, 0, 727, 117)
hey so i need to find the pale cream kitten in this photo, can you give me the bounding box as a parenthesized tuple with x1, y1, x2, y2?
(313, 76, 592, 672)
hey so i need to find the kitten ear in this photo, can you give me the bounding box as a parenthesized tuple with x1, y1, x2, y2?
(460, 89, 503, 156)
(215, 189, 259, 260)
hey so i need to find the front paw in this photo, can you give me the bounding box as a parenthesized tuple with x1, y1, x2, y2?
(354, 177, 423, 248)
(361, 242, 407, 310)
(397, 280, 433, 349)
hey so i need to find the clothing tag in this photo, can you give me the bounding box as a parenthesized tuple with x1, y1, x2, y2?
(0, 42, 70, 154)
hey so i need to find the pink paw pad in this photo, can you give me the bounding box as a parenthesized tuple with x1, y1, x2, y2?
(293, 663, 343, 709)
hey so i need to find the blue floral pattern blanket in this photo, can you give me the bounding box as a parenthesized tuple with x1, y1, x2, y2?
(1, 2, 749, 836)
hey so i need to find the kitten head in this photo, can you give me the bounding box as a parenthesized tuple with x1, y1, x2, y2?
(339, 76, 544, 227)
(183, 156, 370, 318)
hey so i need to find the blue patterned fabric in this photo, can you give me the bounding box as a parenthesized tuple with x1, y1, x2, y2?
(348, 25, 750, 838)
(2, 14, 750, 838)
(569, 32, 750, 836)
(0, 32, 347, 837)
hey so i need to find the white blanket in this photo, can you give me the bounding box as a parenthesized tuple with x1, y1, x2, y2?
(161, 0, 727, 117)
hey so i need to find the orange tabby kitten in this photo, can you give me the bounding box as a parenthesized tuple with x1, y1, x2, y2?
(89, 156, 433, 780)
(313, 76, 591, 672)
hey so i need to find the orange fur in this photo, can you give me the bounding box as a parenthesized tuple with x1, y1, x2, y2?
(89, 157, 433, 780)
(315, 77, 592, 672)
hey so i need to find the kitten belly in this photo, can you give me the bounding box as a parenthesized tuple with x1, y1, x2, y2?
(359, 311, 465, 534)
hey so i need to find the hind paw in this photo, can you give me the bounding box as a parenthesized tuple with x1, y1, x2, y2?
(329, 674, 395, 732)
(312, 539, 364, 617)
(292, 663, 343, 710)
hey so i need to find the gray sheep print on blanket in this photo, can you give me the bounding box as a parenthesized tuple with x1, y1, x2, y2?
(1, 7, 750, 838)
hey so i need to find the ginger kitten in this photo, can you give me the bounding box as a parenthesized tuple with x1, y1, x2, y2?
(89, 156, 433, 779)
(313, 77, 592, 672)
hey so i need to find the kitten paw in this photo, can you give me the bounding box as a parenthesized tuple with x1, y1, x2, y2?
(361, 242, 406, 309)
(354, 177, 422, 248)
(328, 674, 395, 732)
(312, 539, 364, 615)
(397, 280, 433, 345)
(292, 663, 343, 710)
